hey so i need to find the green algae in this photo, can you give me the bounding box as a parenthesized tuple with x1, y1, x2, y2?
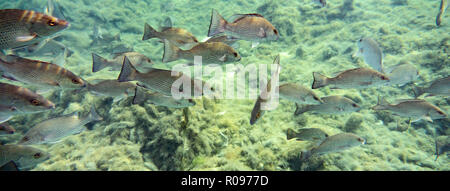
(0, 0, 448, 171)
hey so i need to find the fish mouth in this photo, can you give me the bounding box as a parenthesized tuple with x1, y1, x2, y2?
(58, 19, 70, 29)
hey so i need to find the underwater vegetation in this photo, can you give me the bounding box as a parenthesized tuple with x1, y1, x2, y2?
(0, 0, 449, 171)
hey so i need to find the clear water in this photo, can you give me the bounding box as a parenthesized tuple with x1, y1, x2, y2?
(0, 0, 448, 171)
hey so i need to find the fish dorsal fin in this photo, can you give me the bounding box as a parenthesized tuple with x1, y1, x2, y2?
(0, 161, 19, 171)
(393, 99, 425, 104)
(230, 13, 265, 23)
(64, 111, 79, 118)
(160, 27, 173, 31)
(163, 17, 173, 28)
(111, 51, 134, 59)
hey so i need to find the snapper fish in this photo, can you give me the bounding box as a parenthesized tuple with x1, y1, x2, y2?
(18, 106, 103, 145)
(413, 76, 450, 98)
(300, 133, 365, 161)
(162, 40, 241, 64)
(294, 96, 360, 116)
(0, 145, 50, 170)
(312, 68, 390, 89)
(208, 9, 279, 47)
(372, 97, 447, 123)
(0, 55, 85, 90)
(92, 52, 153, 73)
(118, 56, 216, 98)
(0, 9, 69, 50)
(142, 17, 198, 48)
(0, 82, 55, 123)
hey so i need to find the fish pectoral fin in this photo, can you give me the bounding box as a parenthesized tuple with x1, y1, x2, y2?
(0, 161, 19, 171)
(257, 27, 266, 38)
(423, 115, 433, 122)
(15, 34, 37, 42)
(251, 42, 260, 48)
(113, 96, 125, 103)
(218, 54, 227, 62)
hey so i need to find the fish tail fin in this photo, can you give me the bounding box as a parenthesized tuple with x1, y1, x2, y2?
(162, 39, 182, 63)
(142, 23, 159, 40)
(88, 106, 103, 122)
(294, 103, 310, 116)
(312, 72, 328, 89)
(118, 56, 139, 82)
(412, 85, 425, 98)
(92, 53, 110, 72)
(132, 86, 149, 105)
(286, 128, 297, 140)
(0, 161, 19, 171)
(372, 96, 390, 110)
(208, 9, 227, 37)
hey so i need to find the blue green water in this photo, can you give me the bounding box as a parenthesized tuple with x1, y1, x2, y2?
(0, 0, 448, 171)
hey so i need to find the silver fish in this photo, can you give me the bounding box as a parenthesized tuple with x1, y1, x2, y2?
(0, 145, 50, 170)
(92, 52, 153, 73)
(356, 37, 384, 73)
(287, 128, 328, 142)
(0, 9, 69, 50)
(0, 55, 86, 90)
(0, 82, 55, 123)
(278, 83, 323, 105)
(312, 68, 390, 89)
(250, 55, 281, 125)
(18, 106, 103, 145)
(386, 62, 419, 86)
(413, 76, 450, 97)
(300, 133, 365, 161)
(133, 86, 196, 108)
(295, 96, 361, 115)
(372, 97, 447, 122)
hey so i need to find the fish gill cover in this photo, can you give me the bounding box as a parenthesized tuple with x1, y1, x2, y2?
(0, 0, 448, 171)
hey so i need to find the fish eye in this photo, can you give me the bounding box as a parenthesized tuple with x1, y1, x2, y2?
(273, 29, 278, 35)
(47, 20, 58, 26)
(33, 152, 41, 159)
(359, 38, 363, 42)
(31, 99, 41, 106)
(72, 79, 81, 84)
(313, 96, 319, 101)
(437, 111, 445, 115)
(23, 136, 29, 141)
(352, 103, 358, 108)
(380, 76, 388, 80)
(233, 52, 238, 57)
(357, 138, 364, 142)
(256, 112, 261, 119)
